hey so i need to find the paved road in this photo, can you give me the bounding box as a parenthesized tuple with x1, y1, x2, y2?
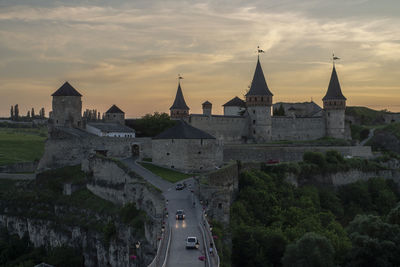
(164, 181, 206, 267)
(0, 173, 35, 180)
(122, 159, 172, 191)
(360, 128, 375, 146)
(121, 159, 208, 267)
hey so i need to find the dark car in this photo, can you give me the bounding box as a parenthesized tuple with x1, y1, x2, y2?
(176, 183, 185, 190)
(176, 210, 185, 220)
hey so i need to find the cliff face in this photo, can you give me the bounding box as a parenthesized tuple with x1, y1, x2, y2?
(0, 215, 147, 266)
(0, 161, 165, 266)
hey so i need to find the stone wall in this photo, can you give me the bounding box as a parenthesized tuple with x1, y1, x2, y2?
(152, 138, 223, 173)
(38, 128, 151, 171)
(271, 116, 326, 141)
(223, 145, 373, 163)
(287, 169, 400, 188)
(0, 161, 38, 173)
(188, 114, 248, 143)
(196, 162, 239, 224)
(84, 156, 165, 247)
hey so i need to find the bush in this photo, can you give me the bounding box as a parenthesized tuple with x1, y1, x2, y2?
(283, 232, 335, 267)
(303, 152, 326, 167)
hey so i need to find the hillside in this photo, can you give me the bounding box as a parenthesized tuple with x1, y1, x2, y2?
(346, 106, 388, 125)
(226, 153, 400, 267)
(368, 123, 400, 154)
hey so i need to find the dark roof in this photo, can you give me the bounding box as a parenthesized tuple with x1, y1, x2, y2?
(88, 123, 135, 133)
(154, 120, 215, 139)
(170, 82, 189, 110)
(202, 101, 212, 105)
(322, 66, 346, 101)
(105, 104, 124, 114)
(246, 57, 273, 96)
(52, 81, 82, 97)
(223, 96, 246, 107)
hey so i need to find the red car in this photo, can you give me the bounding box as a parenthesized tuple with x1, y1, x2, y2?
(266, 159, 280, 164)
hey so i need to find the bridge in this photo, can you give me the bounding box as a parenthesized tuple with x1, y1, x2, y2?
(122, 159, 220, 267)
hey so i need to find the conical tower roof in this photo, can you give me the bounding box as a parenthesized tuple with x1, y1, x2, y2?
(246, 57, 273, 96)
(170, 82, 189, 110)
(52, 81, 82, 96)
(323, 66, 346, 100)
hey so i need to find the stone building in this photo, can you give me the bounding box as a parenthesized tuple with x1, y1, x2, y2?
(152, 121, 223, 172)
(49, 82, 83, 128)
(86, 122, 135, 138)
(170, 56, 348, 143)
(104, 104, 125, 125)
(223, 97, 246, 116)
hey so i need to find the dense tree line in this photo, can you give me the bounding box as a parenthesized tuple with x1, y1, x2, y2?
(230, 155, 400, 266)
(126, 112, 176, 137)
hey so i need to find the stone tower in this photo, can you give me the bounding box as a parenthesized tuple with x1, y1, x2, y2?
(245, 56, 274, 142)
(202, 101, 212, 116)
(323, 64, 346, 139)
(104, 104, 125, 125)
(50, 81, 83, 128)
(170, 80, 190, 119)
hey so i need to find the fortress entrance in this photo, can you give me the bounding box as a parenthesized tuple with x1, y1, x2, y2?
(132, 145, 140, 158)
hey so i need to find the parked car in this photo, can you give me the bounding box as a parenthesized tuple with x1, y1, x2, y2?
(266, 159, 280, 164)
(176, 210, 185, 220)
(176, 183, 185, 190)
(186, 236, 199, 249)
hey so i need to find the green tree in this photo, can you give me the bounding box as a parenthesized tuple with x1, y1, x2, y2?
(282, 232, 335, 267)
(346, 214, 400, 267)
(134, 112, 176, 137)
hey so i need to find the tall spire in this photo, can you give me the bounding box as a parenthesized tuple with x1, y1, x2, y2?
(246, 57, 273, 96)
(170, 80, 189, 110)
(322, 65, 346, 101)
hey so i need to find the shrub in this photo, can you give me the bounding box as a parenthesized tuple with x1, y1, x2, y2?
(303, 152, 326, 167)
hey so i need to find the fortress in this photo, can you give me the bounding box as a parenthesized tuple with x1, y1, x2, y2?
(38, 55, 371, 174)
(170, 56, 349, 143)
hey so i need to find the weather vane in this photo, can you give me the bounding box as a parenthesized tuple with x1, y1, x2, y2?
(257, 46, 265, 55)
(332, 52, 340, 66)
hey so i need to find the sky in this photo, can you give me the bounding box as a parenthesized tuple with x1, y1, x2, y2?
(1, 0, 400, 118)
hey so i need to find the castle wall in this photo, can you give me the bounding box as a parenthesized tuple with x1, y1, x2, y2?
(104, 113, 125, 125)
(271, 116, 326, 141)
(223, 106, 244, 116)
(37, 129, 152, 171)
(188, 115, 248, 143)
(223, 145, 372, 163)
(152, 138, 223, 172)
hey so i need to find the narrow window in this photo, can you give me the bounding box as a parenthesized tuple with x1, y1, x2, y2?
(167, 152, 170, 155)
(198, 151, 201, 154)
(253, 120, 256, 124)
(218, 203, 222, 209)
(253, 110, 255, 114)
(261, 97, 264, 101)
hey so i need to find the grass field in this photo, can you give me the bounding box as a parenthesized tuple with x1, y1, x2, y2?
(0, 127, 47, 166)
(139, 162, 192, 183)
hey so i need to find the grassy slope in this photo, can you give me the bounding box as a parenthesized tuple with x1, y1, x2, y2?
(0, 128, 47, 166)
(139, 162, 192, 183)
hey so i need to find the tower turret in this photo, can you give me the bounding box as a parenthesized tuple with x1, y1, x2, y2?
(323, 63, 346, 138)
(170, 80, 190, 119)
(50, 81, 83, 128)
(202, 101, 212, 116)
(245, 56, 274, 142)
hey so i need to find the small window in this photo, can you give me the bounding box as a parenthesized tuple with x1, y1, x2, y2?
(171, 165, 174, 168)
(253, 130, 256, 134)
(218, 203, 222, 209)
(253, 120, 256, 125)
(113, 114, 116, 118)
(167, 152, 170, 155)
(261, 97, 263, 101)
(253, 110, 255, 114)
(198, 151, 201, 154)
(255, 97, 257, 101)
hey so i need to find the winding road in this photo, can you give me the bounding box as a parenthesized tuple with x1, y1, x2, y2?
(122, 159, 213, 267)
